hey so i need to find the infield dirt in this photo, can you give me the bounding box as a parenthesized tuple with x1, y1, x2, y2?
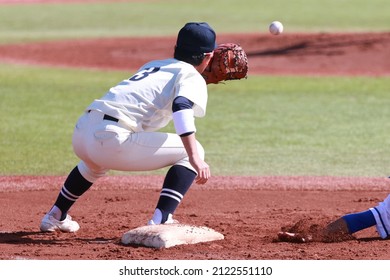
(0, 1, 390, 259)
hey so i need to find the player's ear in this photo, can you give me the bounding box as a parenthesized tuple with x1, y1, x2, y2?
(205, 51, 214, 59)
(203, 51, 214, 64)
(196, 53, 213, 74)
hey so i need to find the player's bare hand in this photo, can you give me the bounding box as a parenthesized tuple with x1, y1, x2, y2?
(190, 157, 210, 184)
(195, 167, 210, 184)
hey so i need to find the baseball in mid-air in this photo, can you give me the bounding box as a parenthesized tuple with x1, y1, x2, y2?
(269, 21, 284, 35)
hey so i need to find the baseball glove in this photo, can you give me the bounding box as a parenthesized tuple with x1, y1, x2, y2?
(202, 43, 248, 84)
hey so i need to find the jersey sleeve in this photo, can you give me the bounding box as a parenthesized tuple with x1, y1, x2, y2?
(175, 71, 208, 117)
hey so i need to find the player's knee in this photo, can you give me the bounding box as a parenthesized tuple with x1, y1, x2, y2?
(77, 161, 106, 183)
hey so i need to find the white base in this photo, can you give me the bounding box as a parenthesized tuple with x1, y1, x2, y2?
(121, 224, 224, 248)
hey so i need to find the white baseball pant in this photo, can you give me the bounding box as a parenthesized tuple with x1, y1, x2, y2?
(72, 110, 204, 183)
(370, 194, 390, 239)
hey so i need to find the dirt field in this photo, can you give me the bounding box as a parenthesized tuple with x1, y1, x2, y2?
(1, 0, 390, 260)
(1, 175, 390, 260)
(1, 32, 389, 76)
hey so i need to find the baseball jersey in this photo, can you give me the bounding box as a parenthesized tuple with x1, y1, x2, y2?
(86, 58, 208, 132)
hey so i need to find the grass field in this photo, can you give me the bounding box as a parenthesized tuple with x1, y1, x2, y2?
(0, 0, 389, 43)
(1, 64, 389, 176)
(0, 0, 389, 177)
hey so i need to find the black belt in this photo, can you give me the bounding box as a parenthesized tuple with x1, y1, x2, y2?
(87, 110, 119, 123)
(103, 114, 119, 122)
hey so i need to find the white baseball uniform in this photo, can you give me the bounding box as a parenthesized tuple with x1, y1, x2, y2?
(370, 194, 390, 238)
(72, 58, 208, 183)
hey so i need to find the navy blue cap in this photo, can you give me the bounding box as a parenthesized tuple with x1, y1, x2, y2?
(176, 22, 216, 54)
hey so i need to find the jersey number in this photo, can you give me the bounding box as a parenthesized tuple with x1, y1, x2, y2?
(129, 67, 160, 81)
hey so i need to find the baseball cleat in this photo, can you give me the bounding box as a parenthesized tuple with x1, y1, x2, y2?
(40, 213, 80, 233)
(148, 214, 179, 225)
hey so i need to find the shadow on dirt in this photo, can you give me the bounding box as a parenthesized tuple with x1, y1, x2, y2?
(247, 37, 387, 57)
(0, 231, 118, 245)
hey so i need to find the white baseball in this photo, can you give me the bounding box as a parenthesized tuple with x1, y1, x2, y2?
(269, 21, 283, 35)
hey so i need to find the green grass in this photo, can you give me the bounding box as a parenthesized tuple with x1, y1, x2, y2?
(0, 0, 389, 43)
(202, 77, 390, 176)
(1, 64, 389, 177)
(0, 64, 124, 174)
(0, 0, 389, 177)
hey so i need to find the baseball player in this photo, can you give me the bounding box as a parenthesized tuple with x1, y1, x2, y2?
(40, 22, 217, 232)
(278, 193, 390, 242)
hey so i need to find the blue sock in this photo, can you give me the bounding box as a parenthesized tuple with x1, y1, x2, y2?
(342, 209, 376, 234)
